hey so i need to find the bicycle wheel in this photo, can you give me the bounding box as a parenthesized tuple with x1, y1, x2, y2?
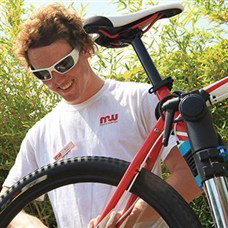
(0, 156, 202, 227)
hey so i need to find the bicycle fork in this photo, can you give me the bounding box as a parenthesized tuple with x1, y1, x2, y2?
(204, 176, 228, 227)
(179, 92, 228, 228)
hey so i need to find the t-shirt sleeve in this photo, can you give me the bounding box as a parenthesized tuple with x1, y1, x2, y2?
(139, 86, 177, 162)
(3, 130, 38, 187)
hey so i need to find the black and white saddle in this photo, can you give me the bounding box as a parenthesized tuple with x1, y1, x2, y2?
(83, 3, 184, 48)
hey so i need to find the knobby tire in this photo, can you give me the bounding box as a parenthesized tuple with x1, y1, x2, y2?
(0, 156, 202, 227)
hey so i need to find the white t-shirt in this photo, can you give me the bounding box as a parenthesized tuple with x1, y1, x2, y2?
(4, 79, 175, 227)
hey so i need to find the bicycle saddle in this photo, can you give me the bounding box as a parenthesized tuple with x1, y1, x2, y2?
(83, 3, 184, 48)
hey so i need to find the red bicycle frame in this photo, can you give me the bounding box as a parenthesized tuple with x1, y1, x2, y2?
(95, 39, 228, 226)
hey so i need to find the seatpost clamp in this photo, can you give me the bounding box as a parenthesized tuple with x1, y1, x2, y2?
(148, 77, 173, 94)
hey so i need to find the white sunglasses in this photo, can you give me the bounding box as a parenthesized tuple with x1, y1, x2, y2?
(30, 48, 79, 81)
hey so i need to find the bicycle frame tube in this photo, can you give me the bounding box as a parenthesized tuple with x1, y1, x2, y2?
(204, 77, 228, 105)
(114, 134, 165, 227)
(97, 117, 165, 226)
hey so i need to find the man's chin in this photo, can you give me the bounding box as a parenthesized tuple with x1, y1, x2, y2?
(63, 96, 81, 105)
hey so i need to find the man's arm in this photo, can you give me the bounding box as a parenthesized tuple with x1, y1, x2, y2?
(164, 146, 202, 203)
(0, 186, 47, 228)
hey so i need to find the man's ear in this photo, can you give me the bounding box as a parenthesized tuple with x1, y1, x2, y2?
(82, 46, 91, 58)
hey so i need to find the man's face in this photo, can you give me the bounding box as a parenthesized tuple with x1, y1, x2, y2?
(28, 40, 97, 104)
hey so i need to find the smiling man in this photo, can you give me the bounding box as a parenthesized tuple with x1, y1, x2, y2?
(28, 40, 104, 104)
(1, 4, 201, 228)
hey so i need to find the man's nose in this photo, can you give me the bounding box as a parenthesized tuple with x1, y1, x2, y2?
(51, 71, 65, 84)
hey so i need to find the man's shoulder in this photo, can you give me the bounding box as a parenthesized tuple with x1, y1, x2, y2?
(106, 79, 150, 87)
(106, 79, 151, 95)
(105, 80, 158, 109)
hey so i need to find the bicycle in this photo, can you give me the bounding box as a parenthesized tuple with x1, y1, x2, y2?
(0, 2, 227, 227)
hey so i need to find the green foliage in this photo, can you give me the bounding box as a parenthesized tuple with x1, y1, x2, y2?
(194, 0, 228, 24)
(0, 0, 61, 224)
(0, 0, 60, 170)
(0, 0, 227, 226)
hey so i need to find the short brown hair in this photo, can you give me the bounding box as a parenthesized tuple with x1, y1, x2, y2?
(14, 4, 95, 69)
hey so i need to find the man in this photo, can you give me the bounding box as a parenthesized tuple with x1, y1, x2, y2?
(1, 4, 201, 227)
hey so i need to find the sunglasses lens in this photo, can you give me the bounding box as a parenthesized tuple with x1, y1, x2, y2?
(33, 70, 51, 81)
(55, 56, 74, 73)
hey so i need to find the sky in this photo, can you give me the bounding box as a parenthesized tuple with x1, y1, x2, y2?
(22, 0, 219, 31)
(24, 0, 118, 16)
(23, 0, 184, 17)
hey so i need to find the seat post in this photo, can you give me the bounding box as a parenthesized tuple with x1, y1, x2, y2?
(131, 34, 162, 86)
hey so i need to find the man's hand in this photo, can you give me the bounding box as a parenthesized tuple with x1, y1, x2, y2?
(88, 211, 121, 228)
(7, 210, 47, 228)
(88, 200, 160, 228)
(1, 187, 47, 228)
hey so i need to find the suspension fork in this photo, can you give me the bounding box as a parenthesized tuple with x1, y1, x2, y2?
(204, 176, 228, 227)
(179, 92, 228, 227)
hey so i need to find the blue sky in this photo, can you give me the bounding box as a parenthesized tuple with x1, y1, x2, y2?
(24, 0, 118, 16)
(24, 0, 184, 17)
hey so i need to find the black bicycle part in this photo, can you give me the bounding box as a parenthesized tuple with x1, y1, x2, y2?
(0, 157, 202, 227)
(130, 34, 162, 86)
(193, 148, 227, 183)
(179, 93, 219, 152)
(161, 96, 181, 146)
(179, 93, 227, 184)
(148, 77, 174, 94)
